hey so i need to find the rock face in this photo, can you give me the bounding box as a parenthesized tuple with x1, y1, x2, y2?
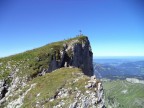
(47, 36, 93, 76)
(0, 80, 8, 100)
(53, 75, 105, 108)
(77, 75, 105, 108)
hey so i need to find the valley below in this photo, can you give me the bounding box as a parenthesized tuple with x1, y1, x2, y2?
(94, 57, 144, 108)
(103, 79, 144, 108)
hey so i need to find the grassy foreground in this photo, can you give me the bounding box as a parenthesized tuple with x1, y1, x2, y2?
(20, 67, 89, 108)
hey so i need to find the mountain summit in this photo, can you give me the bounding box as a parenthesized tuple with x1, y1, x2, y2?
(44, 36, 93, 76)
(0, 36, 105, 108)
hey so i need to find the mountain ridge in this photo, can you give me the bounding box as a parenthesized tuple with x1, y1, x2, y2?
(0, 36, 105, 108)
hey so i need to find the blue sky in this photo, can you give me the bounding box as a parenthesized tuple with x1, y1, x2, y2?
(0, 0, 144, 58)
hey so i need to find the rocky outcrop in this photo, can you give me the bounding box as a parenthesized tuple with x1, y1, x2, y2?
(0, 72, 28, 106)
(6, 83, 36, 108)
(53, 75, 105, 108)
(47, 36, 93, 76)
(0, 80, 8, 100)
(83, 75, 105, 108)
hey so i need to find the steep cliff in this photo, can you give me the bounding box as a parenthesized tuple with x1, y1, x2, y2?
(0, 36, 105, 108)
(47, 36, 93, 76)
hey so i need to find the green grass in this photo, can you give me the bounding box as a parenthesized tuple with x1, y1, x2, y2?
(21, 67, 89, 108)
(103, 80, 144, 108)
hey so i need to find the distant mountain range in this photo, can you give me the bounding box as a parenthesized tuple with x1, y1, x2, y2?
(94, 59, 144, 80)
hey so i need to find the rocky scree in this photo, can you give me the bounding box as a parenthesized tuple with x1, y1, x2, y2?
(53, 75, 105, 108)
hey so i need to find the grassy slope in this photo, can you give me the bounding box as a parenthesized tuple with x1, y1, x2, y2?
(21, 67, 88, 108)
(103, 80, 144, 108)
(0, 36, 87, 80)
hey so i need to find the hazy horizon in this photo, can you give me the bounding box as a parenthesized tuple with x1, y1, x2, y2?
(94, 56, 144, 60)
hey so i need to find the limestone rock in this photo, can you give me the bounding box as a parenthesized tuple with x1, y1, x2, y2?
(69, 75, 105, 108)
(47, 36, 93, 76)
